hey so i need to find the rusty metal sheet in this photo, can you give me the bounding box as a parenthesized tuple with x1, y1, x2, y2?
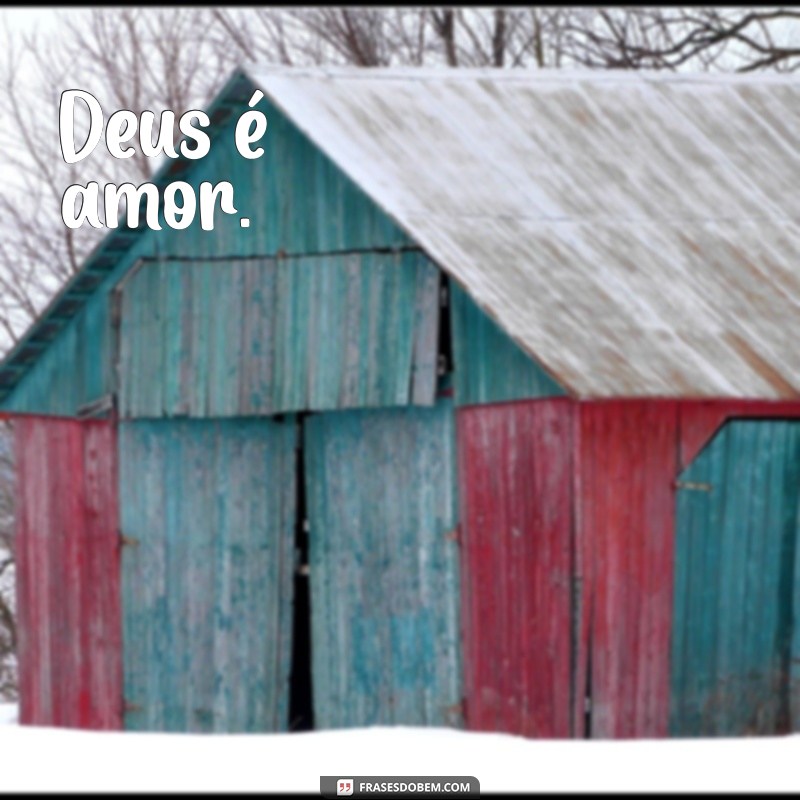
(14, 415, 122, 729)
(251, 67, 800, 399)
(456, 399, 573, 737)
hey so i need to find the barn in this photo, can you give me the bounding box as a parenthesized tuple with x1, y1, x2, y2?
(3, 66, 800, 739)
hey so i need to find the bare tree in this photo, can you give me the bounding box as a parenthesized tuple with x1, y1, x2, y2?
(211, 7, 800, 74)
(0, 422, 15, 701)
(0, 9, 234, 350)
(556, 7, 800, 72)
(210, 8, 432, 67)
(211, 7, 576, 69)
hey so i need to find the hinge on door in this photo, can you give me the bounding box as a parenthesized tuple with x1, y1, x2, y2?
(76, 393, 115, 419)
(119, 533, 140, 548)
(674, 480, 713, 492)
(296, 564, 310, 577)
(122, 700, 142, 714)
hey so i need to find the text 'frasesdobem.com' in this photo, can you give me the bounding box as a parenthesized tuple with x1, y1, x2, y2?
(320, 775, 479, 799)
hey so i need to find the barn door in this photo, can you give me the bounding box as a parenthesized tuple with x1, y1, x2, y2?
(670, 419, 800, 736)
(303, 400, 462, 728)
(456, 400, 573, 738)
(14, 415, 121, 729)
(118, 418, 297, 732)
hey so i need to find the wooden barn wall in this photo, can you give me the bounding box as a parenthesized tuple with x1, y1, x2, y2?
(0, 92, 414, 417)
(574, 400, 800, 740)
(303, 400, 462, 729)
(118, 251, 440, 418)
(795, 523, 800, 734)
(574, 401, 680, 738)
(449, 282, 565, 406)
(118, 418, 297, 732)
(671, 419, 800, 737)
(677, 400, 800, 469)
(456, 400, 573, 738)
(14, 416, 121, 729)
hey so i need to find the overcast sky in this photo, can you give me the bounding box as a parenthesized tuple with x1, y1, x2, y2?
(2, 7, 92, 34)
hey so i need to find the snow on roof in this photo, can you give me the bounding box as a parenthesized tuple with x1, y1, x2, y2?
(248, 65, 800, 398)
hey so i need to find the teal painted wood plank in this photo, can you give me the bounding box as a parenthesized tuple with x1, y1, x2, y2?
(242, 260, 273, 414)
(670, 419, 800, 736)
(449, 281, 565, 406)
(119, 418, 297, 732)
(1, 92, 414, 416)
(156, 257, 202, 415)
(118, 252, 440, 418)
(410, 256, 441, 405)
(792, 462, 800, 730)
(303, 399, 462, 729)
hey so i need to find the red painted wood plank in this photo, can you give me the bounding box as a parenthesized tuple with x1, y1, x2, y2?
(14, 416, 122, 729)
(679, 400, 800, 469)
(82, 422, 122, 728)
(457, 399, 573, 738)
(457, 397, 800, 740)
(575, 401, 678, 738)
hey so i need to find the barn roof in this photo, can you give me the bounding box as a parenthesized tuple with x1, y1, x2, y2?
(250, 66, 800, 399)
(3, 66, 800, 401)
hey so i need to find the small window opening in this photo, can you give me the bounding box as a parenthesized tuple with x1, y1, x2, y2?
(437, 274, 454, 379)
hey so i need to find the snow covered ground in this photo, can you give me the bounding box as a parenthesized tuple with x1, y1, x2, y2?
(2, 703, 800, 792)
(0, 703, 16, 725)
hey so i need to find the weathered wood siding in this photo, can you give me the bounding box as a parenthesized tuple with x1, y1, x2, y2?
(118, 252, 440, 418)
(457, 400, 573, 737)
(0, 85, 414, 416)
(118, 418, 297, 732)
(574, 401, 679, 738)
(449, 282, 565, 406)
(671, 419, 800, 736)
(303, 400, 462, 728)
(14, 416, 122, 729)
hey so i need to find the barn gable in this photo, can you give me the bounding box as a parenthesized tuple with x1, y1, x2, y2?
(450, 282, 564, 405)
(8, 66, 799, 411)
(0, 69, 562, 416)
